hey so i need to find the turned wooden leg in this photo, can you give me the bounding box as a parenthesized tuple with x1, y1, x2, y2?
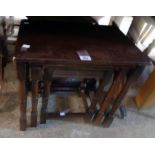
(30, 66, 42, 127)
(25, 64, 31, 92)
(89, 71, 113, 114)
(103, 67, 144, 127)
(40, 68, 52, 124)
(40, 81, 51, 124)
(94, 70, 127, 125)
(31, 81, 39, 127)
(19, 80, 27, 131)
(16, 62, 28, 131)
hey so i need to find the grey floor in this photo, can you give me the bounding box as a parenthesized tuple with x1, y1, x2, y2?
(0, 63, 155, 138)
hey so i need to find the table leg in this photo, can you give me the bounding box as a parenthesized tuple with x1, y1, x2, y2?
(19, 80, 27, 131)
(16, 62, 28, 131)
(89, 71, 113, 114)
(30, 66, 42, 127)
(25, 64, 31, 91)
(94, 70, 127, 125)
(40, 81, 51, 124)
(31, 81, 39, 127)
(103, 67, 144, 127)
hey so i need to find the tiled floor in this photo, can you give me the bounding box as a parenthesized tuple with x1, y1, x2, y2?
(0, 63, 155, 137)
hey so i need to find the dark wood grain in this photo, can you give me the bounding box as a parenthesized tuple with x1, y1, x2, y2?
(40, 68, 52, 124)
(94, 70, 127, 125)
(16, 62, 27, 131)
(15, 20, 150, 66)
(15, 19, 151, 130)
(30, 66, 42, 127)
(103, 67, 144, 127)
(89, 71, 113, 114)
(19, 80, 27, 131)
(31, 81, 38, 127)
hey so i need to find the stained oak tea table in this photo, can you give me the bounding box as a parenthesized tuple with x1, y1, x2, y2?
(14, 20, 151, 131)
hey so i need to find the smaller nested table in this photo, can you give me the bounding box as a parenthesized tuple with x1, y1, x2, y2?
(15, 20, 151, 131)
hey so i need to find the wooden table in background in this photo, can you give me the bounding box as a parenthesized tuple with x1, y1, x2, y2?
(15, 20, 151, 131)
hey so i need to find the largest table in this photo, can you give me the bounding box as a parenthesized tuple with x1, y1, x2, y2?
(14, 20, 151, 131)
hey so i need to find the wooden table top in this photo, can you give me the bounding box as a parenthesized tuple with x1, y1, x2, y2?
(15, 20, 151, 67)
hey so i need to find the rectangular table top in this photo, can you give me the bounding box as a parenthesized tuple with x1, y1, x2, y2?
(15, 20, 151, 67)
